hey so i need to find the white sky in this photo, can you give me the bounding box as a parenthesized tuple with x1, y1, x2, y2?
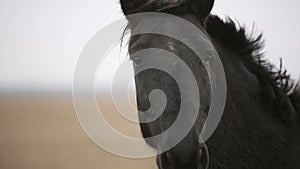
(0, 0, 299, 91)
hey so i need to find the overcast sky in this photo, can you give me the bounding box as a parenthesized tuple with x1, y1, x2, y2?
(0, 0, 299, 91)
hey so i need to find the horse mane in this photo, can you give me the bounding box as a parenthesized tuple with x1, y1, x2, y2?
(291, 84, 300, 118)
(205, 15, 300, 123)
(121, 12, 300, 123)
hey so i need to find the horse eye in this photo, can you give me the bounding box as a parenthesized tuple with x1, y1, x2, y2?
(132, 57, 143, 66)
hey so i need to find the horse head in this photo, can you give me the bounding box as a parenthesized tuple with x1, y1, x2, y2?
(119, 1, 300, 168)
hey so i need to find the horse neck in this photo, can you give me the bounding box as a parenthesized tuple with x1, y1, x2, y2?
(290, 83, 300, 123)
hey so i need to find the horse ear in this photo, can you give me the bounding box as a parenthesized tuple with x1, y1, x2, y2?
(120, 0, 131, 15)
(120, 0, 146, 15)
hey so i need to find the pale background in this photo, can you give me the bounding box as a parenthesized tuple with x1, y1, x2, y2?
(0, 0, 299, 91)
(0, 0, 299, 169)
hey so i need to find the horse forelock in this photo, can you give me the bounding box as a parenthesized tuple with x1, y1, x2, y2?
(122, 0, 186, 14)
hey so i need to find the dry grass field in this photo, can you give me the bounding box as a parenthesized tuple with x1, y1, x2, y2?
(0, 92, 156, 169)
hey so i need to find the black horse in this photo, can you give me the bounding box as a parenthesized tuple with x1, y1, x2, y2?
(119, 0, 300, 168)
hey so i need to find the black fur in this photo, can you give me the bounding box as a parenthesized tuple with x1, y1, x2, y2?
(119, 1, 300, 168)
(205, 15, 298, 125)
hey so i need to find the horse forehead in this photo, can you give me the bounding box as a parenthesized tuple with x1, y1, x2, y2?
(128, 13, 208, 54)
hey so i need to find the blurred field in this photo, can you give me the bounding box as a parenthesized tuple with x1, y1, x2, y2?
(0, 92, 156, 169)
